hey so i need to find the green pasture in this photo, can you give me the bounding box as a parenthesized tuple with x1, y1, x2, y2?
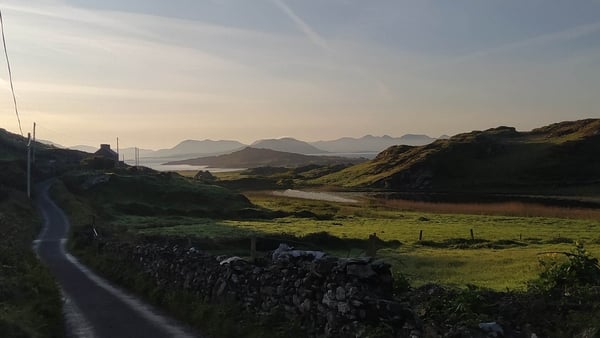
(113, 192, 600, 290)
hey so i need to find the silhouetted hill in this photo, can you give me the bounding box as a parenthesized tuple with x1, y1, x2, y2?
(0, 128, 87, 189)
(164, 147, 365, 168)
(39, 139, 64, 148)
(150, 139, 246, 158)
(310, 134, 436, 153)
(251, 137, 326, 154)
(68, 145, 98, 153)
(315, 119, 600, 195)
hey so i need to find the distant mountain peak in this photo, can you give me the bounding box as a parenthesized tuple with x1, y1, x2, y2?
(151, 139, 246, 158)
(310, 134, 436, 153)
(251, 137, 326, 154)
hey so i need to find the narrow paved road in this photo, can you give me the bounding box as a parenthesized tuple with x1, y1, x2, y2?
(34, 180, 200, 338)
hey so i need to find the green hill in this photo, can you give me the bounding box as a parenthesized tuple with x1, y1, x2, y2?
(60, 170, 256, 218)
(314, 119, 600, 195)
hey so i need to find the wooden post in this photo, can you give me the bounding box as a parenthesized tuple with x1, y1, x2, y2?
(32, 122, 36, 164)
(250, 236, 257, 262)
(470, 229, 474, 240)
(26, 133, 31, 198)
(419, 230, 423, 241)
(367, 233, 378, 257)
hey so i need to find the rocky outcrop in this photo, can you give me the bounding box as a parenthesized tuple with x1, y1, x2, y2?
(107, 242, 417, 337)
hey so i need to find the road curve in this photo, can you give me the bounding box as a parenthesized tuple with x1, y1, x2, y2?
(34, 180, 200, 338)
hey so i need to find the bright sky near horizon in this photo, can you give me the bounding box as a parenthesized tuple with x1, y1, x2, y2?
(0, 0, 599, 149)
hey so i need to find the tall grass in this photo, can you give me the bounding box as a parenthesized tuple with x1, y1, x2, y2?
(378, 199, 600, 220)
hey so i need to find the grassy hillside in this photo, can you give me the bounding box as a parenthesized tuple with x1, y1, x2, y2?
(60, 169, 257, 219)
(315, 119, 600, 195)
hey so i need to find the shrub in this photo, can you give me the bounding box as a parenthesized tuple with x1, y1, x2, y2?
(530, 242, 600, 293)
(392, 271, 411, 296)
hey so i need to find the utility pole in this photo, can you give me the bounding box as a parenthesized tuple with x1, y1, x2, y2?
(116, 137, 119, 167)
(32, 122, 36, 164)
(27, 132, 31, 198)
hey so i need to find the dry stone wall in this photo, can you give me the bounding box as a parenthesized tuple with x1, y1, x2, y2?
(105, 242, 418, 337)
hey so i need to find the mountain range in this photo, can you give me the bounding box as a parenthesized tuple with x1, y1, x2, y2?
(251, 137, 326, 154)
(5, 119, 600, 197)
(64, 134, 439, 160)
(309, 134, 436, 153)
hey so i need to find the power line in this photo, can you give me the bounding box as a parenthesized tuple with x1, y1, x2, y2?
(0, 9, 23, 136)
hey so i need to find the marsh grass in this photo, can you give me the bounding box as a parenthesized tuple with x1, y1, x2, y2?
(379, 199, 600, 219)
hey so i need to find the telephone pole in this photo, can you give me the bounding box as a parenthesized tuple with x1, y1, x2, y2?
(116, 137, 119, 167)
(27, 132, 31, 198)
(32, 122, 36, 163)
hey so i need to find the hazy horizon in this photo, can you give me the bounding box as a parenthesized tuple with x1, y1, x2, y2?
(0, 0, 599, 149)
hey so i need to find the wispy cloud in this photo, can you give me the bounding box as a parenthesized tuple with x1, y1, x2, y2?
(0, 80, 228, 101)
(1, 0, 597, 148)
(423, 20, 600, 72)
(269, 0, 331, 52)
(269, 0, 392, 97)
(1, 1, 155, 40)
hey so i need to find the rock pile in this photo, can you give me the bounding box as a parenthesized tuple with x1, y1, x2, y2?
(113, 242, 417, 337)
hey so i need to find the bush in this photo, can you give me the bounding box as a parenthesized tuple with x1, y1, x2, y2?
(530, 242, 600, 293)
(392, 271, 411, 296)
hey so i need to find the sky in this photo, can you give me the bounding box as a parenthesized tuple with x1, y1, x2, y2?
(0, 0, 599, 149)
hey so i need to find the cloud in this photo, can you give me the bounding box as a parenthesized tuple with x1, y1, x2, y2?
(424, 20, 600, 71)
(268, 0, 393, 97)
(269, 0, 331, 52)
(3, 80, 224, 101)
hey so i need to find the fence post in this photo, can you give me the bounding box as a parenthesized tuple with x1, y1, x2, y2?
(367, 233, 378, 257)
(470, 229, 474, 241)
(419, 230, 423, 241)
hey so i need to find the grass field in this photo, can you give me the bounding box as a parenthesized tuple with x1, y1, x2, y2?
(54, 174, 600, 337)
(110, 191, 600, 290)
